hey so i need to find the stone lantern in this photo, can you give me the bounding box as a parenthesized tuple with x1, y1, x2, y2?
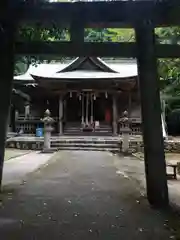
(42, 109, 54, 151)
(119, 110, 131, 154)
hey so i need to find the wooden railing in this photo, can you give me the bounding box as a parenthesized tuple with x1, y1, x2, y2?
(15, 116, 142, 135)
(15, 123, 37, 134)
(130, 127, 142, 135)
(118, 121, 142, 135)
(15, 116, 58, 134)
(17, 115, 59, 121)
(119, 127, 142, 136)
(129, 117, 141, 124)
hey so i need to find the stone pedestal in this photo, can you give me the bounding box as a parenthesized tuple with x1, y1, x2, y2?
(121, 126, 131, 154)
(119, 111, 131, 154)
(42, 109, 54, 152)
(44, 126, 51, 149)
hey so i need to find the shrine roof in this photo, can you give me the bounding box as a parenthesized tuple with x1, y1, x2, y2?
(14, 57, 138, 83)
(32, 69, 136, 80)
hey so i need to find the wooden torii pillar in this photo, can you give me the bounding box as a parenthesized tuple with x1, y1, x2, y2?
(0, 2, 16, 187)
(135, 20, 169, 207)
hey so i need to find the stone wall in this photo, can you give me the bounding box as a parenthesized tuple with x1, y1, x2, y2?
(126, 139, 180, 154)
(5, 137, 180, 153)
(6, 140, 43, 150)
(164, 140, 180, 153)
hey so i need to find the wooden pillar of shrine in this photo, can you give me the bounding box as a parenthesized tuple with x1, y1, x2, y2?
(0, 3, 16, 187)
(24, 101, 30, 119)
(85, 93, 89, 125)
(59, 95, 63, 135)
(90, 93, 94, 124)
(128, 91, 132, 115)
(112, 94, 118, 135)
(135, 21, 169, 207)
(81, 93, 85, 125)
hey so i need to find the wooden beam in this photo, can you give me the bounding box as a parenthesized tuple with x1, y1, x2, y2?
(70, 8, 84, 44)
(135, 21, 169, 208)
(155, 44, 180, 58)
(15, 41, 180, 58)
(15, 42, 136, 57)
(16, 1, 180, 27)
(12, 88, 31, 101)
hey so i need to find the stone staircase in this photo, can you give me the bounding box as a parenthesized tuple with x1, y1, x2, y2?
(51, 137, 120, 152)
(64, 122, 112, 136)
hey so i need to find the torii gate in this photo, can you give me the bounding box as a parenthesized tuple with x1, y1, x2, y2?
(1, 0, 180, 208)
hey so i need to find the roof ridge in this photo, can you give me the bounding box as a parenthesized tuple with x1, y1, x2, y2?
(57, 56, 118, 73)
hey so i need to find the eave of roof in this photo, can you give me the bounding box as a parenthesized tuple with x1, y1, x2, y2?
(31, 70, 137, 81)
(14, 58, 138, 82)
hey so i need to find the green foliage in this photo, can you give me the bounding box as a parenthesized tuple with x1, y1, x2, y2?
(107, 28, 135, 42)
(84, 28, 135, 42)
(14, 57, 29, 76)
(158, 58, 180, 81)
(18, 24, 69, 42)
(156, 27, 180, 45)
(156, 27, 180, 81)
(155, 27, 180, 116)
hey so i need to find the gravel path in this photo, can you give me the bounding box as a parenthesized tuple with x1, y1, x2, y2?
(0, 151, 173, 239)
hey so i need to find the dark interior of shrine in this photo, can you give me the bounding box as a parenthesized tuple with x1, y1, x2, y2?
(65, 92, 112, 124)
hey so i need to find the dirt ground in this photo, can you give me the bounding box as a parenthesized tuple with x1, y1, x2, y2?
(0, 151, 176, 239)
(4, 149, 30, 161)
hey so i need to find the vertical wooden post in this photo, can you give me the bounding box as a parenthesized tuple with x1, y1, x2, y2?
(135, 21, 169, 207)
(112, 94, 118, 135)
(90, 93, 94, 124)
(59, 95, 63, 135)
(0, 3, 16, 187)
(85, 93, 89, 125)
(128, 91, 132, 115)
(24, 101, 30, 119)
(70, 8, 84, 44)
(81, 93, 84, 125)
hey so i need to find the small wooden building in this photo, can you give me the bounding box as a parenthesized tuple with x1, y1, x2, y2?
(12, 57, 141, 135)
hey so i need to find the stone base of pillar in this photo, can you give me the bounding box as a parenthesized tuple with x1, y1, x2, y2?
(42, 148, 57, 153)
(59, 121, 63, 135)
(90, 116, 93, 124)
(112, 121, 117, 135)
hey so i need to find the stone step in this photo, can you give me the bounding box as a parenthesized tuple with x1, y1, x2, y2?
(51, 143, 119, 148)
(51, 140, 119, 144)
(94, 129, 112, 132)
(64, 129, 112, 132)
(64, 126, 112, 132)
(64, 132, 112, 136)
(64, 128, 112, 133)
(56, 147, 120, 152)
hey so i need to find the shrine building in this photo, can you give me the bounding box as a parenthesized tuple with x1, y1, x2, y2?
(12, 57, 141, 135)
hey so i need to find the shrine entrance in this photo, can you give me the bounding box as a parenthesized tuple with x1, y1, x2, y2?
(65, 91, 112, 133)
(1, 0, 180, 208)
